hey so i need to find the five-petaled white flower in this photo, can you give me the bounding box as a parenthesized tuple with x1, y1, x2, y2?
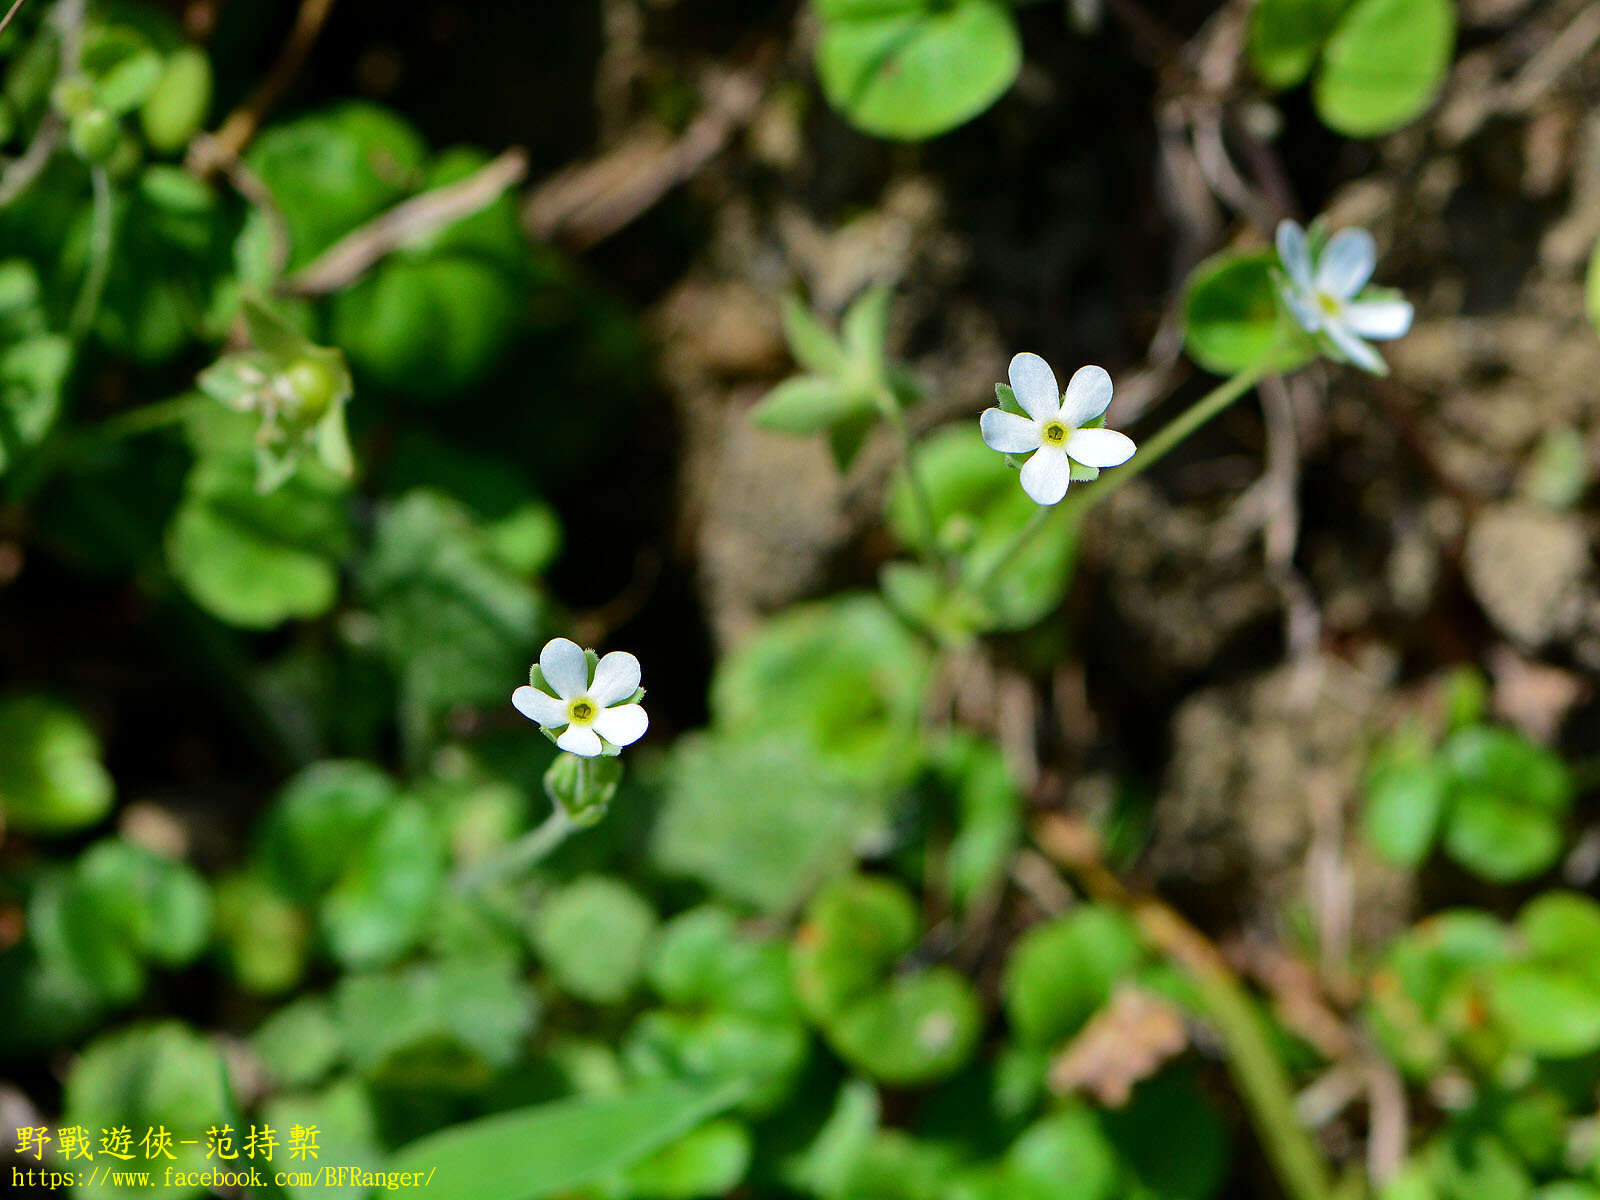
(513, 638, 648, 758)
(980, 354, 1137, 507)
(1275, 220, 1414, 375)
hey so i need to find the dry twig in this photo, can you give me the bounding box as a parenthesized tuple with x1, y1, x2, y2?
(279, 148, 529, 296)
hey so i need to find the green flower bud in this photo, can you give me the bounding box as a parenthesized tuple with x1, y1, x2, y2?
(51, 74, 96, 119)
(68, 108, 120, 163)
(281, 356, 341, 424)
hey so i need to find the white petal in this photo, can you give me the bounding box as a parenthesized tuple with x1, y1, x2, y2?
(1342, 298, 1413, 341)
(1316, 228, 1376, 300)
(1058, 365, 1114, 428)
(980, 408, 1042, 455)
(1065, 426, 1136, 469)
(594, 703, 648, 748)
(1280, 283, 1322, 334)
(588, 651, 642, 707)
(1019, 448, 1071, 506)
(1008, 352, 1061, 422)
(539, 637, 590, 701)
(556, 724, 604, 757)
(1325, 320, 1387, 375)
(1276, 220, 1313, 292)
(512, 685, 568, 729)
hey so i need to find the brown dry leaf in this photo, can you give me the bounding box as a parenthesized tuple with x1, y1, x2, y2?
(1047, 986, 1189, 1108)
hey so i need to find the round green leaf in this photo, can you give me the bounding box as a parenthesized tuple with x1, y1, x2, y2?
(827, 967, 981, 1085)
(1002, 905, 1145, 1045)
(1364, 754, 1446, 867)
(1313, 0, 1455, 138)
(1485, 961, 1600, 1058)
(1249, 0, 1348, 90)
(0, 695, 114, 834)
(815, 0, 1021, 141)
(532, 876, 658, 1005)
(1182, 249, 1311, 375)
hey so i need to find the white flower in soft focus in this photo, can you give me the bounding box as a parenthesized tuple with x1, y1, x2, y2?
(979, 354, 1137, 507)
(513, 638, 648, 758)
(1275, 220, 1414, 375)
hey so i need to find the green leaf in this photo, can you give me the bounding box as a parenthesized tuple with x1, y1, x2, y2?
(212, 873, 309, 994)
(336, 957, 539, 1084)
(361, 490, 544, 722)
(1363, 731, 1446, 867)
(93, 47, 163, 115)
(793, 874, 919, 1021)
(64, 1023, 232, 1200)
(842, 285, 893, 381)
(625, 1009, 809, 1116)
(1438, 727, 1572, 883)
(1517, 892, 1600, 989)
(621, 1118, 752, 1199)
(1428, 1130, 1532, 1200)
(1003, 905, 1145, 1045)
(140, 47, 213, 153)
(261, 1079, 383, 1200)
(711, 594, 930, 788)
(1313, 0, 1455, 138)
(781, 294, 848, 377)
(815, 0, 1022, 141)
(652, 734, 886, 912)
(1101, 1069, 1229, 1200)
(1485, 961, 1600, 1058)
(1249, 0, 1349, 90)
(0, 333, 71, 475)
(531, 876, 658, 1004)
(0, 695, 114, 834)
(167, 409, 353, 628)
(253, 997, 344, 1089)
(826, 968, 982, 1085)
(319, 801, 447, 968)
(1003, 1103, 1121, 1200)
(382, 1080, 745, 1200)
(751, 376, 877, 435)
(247, 102, 426, 268)
(648, 908, 796, 1019)
(888, 426, 1078, 630)
(1182, 249, 1312, 375)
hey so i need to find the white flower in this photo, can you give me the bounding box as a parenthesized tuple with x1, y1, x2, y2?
(513, 638, 648, 758)
(980, 354, 1137, 507)
(1275, 220, 1414, 375)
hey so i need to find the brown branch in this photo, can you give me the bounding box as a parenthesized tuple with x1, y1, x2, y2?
(278, 148, 529, 296)
(524, 56, 770, 250)
(0, 0, 28, 38)
(185, 0, 337, 176)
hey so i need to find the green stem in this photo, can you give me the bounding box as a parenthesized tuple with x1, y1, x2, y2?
(1062, 356, 1279, 520)
(1038, 816, 1338, 1200)
(971, 355, 1283, 600)
(90, 394, 207, 442)
(68, 165, 114, 344)
(455, 808, 574, 892)
(885, 404, 947, 571)
(971, 504, 1049, 599)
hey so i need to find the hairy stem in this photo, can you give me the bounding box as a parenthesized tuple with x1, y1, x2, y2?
(68, 166, 114, 343)
(1035, 815, 1341, 1200)
(885, 403, 948, 571)
(455, 808, 574, 892)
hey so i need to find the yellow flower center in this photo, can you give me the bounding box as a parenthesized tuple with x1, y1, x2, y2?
(1040, 420, 1069, 447)
(568, 698, 597, 726)
(1317, 292, 1342, 317)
